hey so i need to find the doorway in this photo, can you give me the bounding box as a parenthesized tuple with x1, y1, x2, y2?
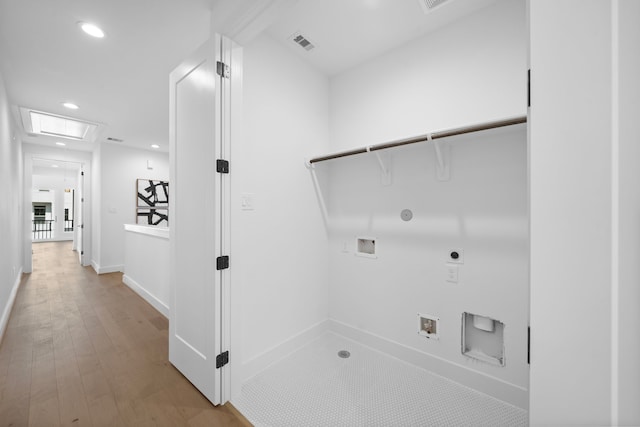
(24, 154, 89, 273)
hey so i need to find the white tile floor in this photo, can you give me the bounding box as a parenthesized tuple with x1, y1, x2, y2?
(234, 333, 528, 427)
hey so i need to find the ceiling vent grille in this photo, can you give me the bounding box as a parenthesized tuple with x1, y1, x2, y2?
(418, 0, 450, 13)
(106, 137, 124, 143)
(290, 32, 315, 51)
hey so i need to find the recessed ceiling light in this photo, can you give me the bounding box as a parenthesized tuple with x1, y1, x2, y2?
(56, 142, 66, 146)
(62, 102, 79, 110)
(79, 22, 105, 38)
(151, 144, 160, 149)
(52, 165, 59, 168)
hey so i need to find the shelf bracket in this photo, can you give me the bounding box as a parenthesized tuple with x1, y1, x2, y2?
(306, 159, 329, 228)
(368, 147, 392, 186)
(430, 135, 450, 181)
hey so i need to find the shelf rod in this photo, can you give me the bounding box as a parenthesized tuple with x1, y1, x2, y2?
(308, 115, 527, 164)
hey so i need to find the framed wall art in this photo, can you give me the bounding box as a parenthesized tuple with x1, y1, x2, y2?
(136, 179, 169, 226)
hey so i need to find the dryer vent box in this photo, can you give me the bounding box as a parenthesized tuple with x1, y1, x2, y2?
(355, 237, 376, 258)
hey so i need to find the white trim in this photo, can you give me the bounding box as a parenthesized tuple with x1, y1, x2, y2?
(610, 1, 620, 424)
(229, 38, 245, 404)
(91, 261, 123, 275)
(329, 319, 528, 410)
(241, 319, 330, 383)
(211, 0, 298, 46)
(124, 223, 169, 239)
(122, 274, 169, 318)
(0, 268, 23, 344)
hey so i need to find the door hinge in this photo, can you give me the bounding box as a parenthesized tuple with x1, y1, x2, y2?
(80, 224, 84, 229)
(216, 351, 229, 369)
(81, 198, 85, 203)
(527, 326, 530, 364)
(81, 251, 84, 255)
(81, 171, 85, 176)
(216, 159, 229, 174)
(527, 69, 531, 108)
(216, 255, 229, 270)
(216, 61, 230, 79)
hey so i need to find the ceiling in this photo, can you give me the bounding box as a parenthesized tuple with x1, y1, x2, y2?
(0, 0, 211, 152)
(266, 0, 501, 76)
(0, 0, 498, 154)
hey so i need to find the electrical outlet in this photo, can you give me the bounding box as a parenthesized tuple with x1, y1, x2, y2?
(446, 263, 459, 283)
(240, 193, 254, 210)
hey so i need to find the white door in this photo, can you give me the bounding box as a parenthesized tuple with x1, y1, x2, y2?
(77, 169, 84, 265)
(169, 35, 230, 405)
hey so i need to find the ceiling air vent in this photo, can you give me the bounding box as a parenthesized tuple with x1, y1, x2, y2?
(418, 0, 450, 13)
(106, 137, 124, 143)
(290, 32, 315, 51)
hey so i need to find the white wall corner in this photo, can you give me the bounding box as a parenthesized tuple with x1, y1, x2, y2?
(211, 0, 298, 45)
(239, 319, 330, 384)
(91, 260, 123, 275)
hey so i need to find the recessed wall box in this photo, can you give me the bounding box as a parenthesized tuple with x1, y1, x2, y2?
(417, 314, 439, 339)
(462, 312, 505, 366)
(355, 237, 376, 258)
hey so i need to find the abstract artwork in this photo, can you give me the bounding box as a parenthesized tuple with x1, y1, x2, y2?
(137, 208, 169, 226)
(136, 179, 169, 226)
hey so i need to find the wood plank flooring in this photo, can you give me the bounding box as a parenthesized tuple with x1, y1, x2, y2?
(0, 241, 251, 427)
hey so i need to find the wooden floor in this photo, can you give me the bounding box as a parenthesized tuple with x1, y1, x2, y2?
(0, 241, 251, 427)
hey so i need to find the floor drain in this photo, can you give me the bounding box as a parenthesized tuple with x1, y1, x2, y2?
(338, 350, 350, 359)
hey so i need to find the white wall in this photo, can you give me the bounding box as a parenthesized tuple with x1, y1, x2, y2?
(91, 143, 101, 269)
(528, 1, 640, 425)
(320, 0, 528, 407)
(32, 167, 78, 241)
(0, 70, 24, 341)
(323, 127, 528, 406)
(92, 143, 169, 274)
(617, 1, 640, 423)
(123, 225, 169, 317)
(328, 0, 526, 154)
(234, 34, 330, 380)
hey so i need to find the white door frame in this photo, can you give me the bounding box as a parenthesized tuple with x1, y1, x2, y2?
(22, 146, 92, 272)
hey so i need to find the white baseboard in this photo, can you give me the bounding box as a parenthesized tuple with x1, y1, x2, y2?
(329, 319, 528, 410)
(91, 260, 123, 275)
(0, 268, 23, 345)
(32, 237, 74, 243)
(122, 274, 169, 318)
(242, 319, 330, 383)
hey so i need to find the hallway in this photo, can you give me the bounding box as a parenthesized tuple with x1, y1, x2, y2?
(0, 242, 249, 426)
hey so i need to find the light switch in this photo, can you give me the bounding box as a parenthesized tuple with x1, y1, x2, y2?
(446, 263, 459, 283)
(241, 193, 254, 211)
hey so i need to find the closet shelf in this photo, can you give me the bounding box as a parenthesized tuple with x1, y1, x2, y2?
(306, 115, 527, 165)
